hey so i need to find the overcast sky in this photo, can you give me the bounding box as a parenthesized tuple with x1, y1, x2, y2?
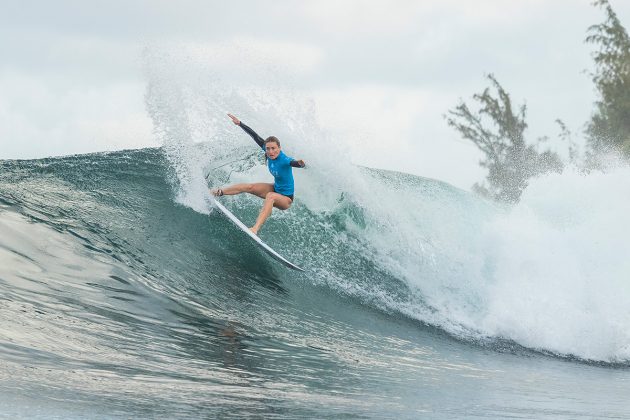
(2, 0, 630, 189)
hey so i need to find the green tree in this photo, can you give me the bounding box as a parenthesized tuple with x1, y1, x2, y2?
(446, 74, 563, 203)
(586, 0, 630, 158)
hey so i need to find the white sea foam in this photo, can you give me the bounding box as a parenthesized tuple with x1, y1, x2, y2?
(377, 166, 630, 362)
(473, 166, 630, 361)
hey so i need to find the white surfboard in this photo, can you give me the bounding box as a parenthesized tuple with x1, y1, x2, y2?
(210, 197, 305, 272)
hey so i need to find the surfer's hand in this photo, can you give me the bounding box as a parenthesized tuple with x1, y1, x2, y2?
(227, 113, 240, 125)
(296, 159, 305, 168)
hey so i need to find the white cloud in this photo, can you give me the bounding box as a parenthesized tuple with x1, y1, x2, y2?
(299, 0, 429, 34)
(0, 72, 154, 159)
(312, 85, 484, 189)
(179, 38, 325, 75)
(298, 0, 573, 37)
(314, 85, 427, 149)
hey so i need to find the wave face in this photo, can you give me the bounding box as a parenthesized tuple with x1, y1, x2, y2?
(1, 147, 630, 417)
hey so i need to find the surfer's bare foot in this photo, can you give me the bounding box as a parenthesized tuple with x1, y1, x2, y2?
(211, 188, 223, 197)
(249, 227, 259, 235)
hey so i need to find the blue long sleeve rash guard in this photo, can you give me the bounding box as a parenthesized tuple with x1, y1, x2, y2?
(238, 122, 303, 196)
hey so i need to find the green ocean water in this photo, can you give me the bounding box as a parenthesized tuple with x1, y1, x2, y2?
(0, 149, 629, 419)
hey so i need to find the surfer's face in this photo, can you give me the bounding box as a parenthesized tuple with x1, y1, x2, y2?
(265, 142, 280, 159)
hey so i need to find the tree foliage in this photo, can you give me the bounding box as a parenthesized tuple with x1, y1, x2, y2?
(586, 0, 630, 158)
(446, 75, 563, 203)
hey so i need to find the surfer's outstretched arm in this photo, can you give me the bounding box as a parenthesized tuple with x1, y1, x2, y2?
(227, 113, 264, 148)
(290, 159, 306, 168)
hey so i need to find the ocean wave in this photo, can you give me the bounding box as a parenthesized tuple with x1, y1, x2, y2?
(2, 150, 628, 364)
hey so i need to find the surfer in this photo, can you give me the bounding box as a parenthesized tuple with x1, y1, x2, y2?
(211, 113, 306, 235)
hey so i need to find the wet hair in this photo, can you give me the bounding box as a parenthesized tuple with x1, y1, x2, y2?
(264, 136, 280, 147)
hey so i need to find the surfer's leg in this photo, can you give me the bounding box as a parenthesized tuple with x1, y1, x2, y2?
(250, 192, 292, 235)
(216, 183, 274, 199)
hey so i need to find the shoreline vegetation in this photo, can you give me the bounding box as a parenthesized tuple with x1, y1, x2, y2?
(447, 0, 630, 203)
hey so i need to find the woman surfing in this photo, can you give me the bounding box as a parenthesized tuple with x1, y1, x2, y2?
(211, 113, 306, 235)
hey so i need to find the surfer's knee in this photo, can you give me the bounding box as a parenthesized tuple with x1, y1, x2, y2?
(267, 193, 291, 210)
(264, 192, 286, 208)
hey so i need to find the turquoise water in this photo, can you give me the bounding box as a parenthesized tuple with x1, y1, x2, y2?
(0, 149, 629, 418)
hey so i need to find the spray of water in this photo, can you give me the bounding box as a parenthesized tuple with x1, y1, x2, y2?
(142, 43, 630, 362)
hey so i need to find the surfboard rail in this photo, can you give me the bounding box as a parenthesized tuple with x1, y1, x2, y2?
(210, 197, 305, 272)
